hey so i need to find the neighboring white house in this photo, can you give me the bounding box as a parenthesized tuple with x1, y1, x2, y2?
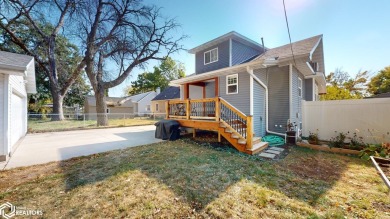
(0, 51, 36, 162)
(84, 89, 160, 119)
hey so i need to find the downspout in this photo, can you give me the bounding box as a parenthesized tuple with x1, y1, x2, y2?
(246, 66, 286, 137)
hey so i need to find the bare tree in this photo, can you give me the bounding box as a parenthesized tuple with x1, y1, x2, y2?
(0, 0, 86, 120)
(75, 0, 184, 126)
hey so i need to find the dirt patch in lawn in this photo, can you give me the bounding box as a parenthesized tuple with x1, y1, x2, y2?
(282, 150, 350, 182)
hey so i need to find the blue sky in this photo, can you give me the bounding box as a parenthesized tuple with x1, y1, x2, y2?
(110, 0, 390, 96)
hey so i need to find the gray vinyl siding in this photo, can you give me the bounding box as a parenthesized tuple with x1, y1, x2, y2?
(253, 77, 266, 137)
(231, 39, 261, 65)
(195, 40, 230, 74)
(267, 66, 290, 133)
(291, 66, 305, 127)
(253, 69, 268, 137)
(219, 72, 250, 115)
(205, 82, 215, 98)
(305, 78, 313, 101)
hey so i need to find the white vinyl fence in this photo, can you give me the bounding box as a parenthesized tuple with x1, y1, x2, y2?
(302, 98, 390, 144)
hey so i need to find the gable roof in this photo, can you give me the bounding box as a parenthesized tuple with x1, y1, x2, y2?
(188, 31, 265, 54)
(0, 51, 36, 93)
(172, 34, 326, 93)
(85, 91, 155, 107)
(252, 35, 323, 62)
(152, 86, 180, 101)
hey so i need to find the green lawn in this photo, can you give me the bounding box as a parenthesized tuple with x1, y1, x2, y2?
(28, 118, 159, 133)
(0, 138, 389, 218)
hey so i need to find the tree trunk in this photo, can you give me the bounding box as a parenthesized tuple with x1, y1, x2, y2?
(51, 90, 64, 121)
(95, 84, 108, 126)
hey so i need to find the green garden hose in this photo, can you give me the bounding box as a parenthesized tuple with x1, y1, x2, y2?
(262, 135, 285, 147)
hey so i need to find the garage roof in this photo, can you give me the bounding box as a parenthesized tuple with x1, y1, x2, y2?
(0, 51, 36, 94)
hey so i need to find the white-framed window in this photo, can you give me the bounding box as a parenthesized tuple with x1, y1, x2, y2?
(226, 74, 238, 94)
(106, 108, 110, 114)
(146, 105, 150, 111)
(204, 48, 218, 65)
(156, 103, 159, 111)
(298, 78, 302, 98)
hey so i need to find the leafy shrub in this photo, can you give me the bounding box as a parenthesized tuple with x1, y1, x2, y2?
(349, 132, 366, 150)
(308, 131, 319, 145)
(329, 131, 347, 148)
(359, 144, 389, 160)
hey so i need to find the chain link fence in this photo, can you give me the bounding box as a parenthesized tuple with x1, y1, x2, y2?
(28, 113, 166, 133)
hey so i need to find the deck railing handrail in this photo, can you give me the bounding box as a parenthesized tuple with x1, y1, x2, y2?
(166, 97, 253, 149)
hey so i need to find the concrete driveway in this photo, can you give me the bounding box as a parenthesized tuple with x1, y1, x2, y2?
(1, 125, 161, 170)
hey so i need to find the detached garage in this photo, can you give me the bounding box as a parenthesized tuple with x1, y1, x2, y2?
(0, 51, 36, 162)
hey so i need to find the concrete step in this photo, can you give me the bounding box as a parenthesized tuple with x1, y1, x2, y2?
(258, 152, 276, 159)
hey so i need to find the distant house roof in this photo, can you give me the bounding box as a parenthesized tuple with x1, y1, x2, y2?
(152, 86, 180, 101)
(188, 31, 265, 54)
(0, 51, 36, 93)
(85, 91, 155, 107)
(366, 92, 390, 99)
(85, 96, 133, 107)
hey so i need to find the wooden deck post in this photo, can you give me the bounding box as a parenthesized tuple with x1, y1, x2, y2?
(247, 116, 253, 150)
(215, 97, 220, 121)
(186, 99, 190, 120)
(165, 100, 169, 119)
(218, 131, 221, 142)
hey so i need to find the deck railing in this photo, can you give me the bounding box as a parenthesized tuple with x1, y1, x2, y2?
(166, 97, 253, 146)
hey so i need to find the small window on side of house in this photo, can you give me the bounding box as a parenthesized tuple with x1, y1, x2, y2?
(298, 78, 302, 97)
(146, 105, 150, 111)
(226, 74, 238, 94)
(204, 48, 218, 65)
(156, 103, 159, 111)
(106, 108, 110, 114)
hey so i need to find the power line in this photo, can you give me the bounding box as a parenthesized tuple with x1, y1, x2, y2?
(282, 0, 297, 67)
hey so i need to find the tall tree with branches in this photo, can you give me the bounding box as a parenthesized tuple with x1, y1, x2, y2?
(0, 0, 86, 120)
(74, 0, 184, 126)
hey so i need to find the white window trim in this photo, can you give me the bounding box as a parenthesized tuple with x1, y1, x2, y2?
(226, 74, 238, 95)
(298, 77, 302, 98)
(204, 47, 218, 65)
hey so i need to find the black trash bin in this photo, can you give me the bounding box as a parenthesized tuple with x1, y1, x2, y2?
(286, 131, 296, 145)
(155, 120, 181, 140)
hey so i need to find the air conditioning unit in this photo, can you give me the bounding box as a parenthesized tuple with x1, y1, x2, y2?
(310, 62, 319, 72)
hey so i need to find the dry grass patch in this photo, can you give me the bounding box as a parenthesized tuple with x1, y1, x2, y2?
(0, 139, 389, 218)
(28, 118, 158, 133)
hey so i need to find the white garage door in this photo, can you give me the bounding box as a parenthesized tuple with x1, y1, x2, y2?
(10, 93, 24, 147)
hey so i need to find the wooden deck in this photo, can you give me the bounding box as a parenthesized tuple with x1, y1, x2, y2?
(166, 97, 268, 155)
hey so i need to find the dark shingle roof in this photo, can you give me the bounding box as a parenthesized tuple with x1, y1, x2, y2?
(252, 35, 322, 61)
(152, 86, 180, 101)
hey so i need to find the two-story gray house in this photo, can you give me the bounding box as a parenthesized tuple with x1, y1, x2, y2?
(168, 31, 325, 154)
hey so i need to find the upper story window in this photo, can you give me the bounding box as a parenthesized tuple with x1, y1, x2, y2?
(226, 74, 238, 94)
(298, 78, 302, 97)
(204, 48, 218, 65)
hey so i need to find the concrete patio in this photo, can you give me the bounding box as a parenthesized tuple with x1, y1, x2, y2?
(0, 125, 161, 170)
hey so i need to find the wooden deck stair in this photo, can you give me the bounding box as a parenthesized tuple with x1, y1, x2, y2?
(166, 97, 269, 155)
(218, 120, 268, 155)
